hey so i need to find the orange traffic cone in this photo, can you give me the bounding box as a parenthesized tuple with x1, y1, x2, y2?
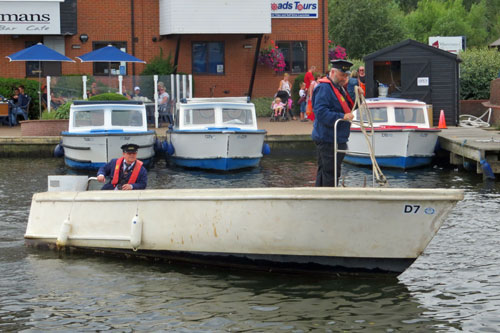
(438, 109, 447, 129)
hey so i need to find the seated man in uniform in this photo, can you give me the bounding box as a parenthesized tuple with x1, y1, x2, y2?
(97, 143, 147, 190)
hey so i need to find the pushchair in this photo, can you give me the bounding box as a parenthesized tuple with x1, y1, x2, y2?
(270, 90, 290, 122)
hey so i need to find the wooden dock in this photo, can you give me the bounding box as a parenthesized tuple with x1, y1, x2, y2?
(438, 127, 500, 174)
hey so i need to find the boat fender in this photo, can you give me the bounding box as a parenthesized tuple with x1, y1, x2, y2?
(130, 215, 143, 250)
(262, 143, 271, 155)
(154, 138, 164, 153)
(56, 219, 71, 247)
(54, 143, 64, 158)
(164, 142, 175, 156)
(480, 159, 495, 180)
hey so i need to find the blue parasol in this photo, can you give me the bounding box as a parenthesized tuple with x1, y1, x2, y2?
(76, 45, 145, 63)
(6, 43, 75, 117)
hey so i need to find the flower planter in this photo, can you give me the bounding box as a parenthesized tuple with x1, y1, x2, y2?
(20, 119, 69, 136)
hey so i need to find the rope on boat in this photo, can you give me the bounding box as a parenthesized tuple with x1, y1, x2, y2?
(351, 87, 388, 186)
(459, 108, 491, 128)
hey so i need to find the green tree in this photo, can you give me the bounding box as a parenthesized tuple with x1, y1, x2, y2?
(404, 0, 489, 47)
(140, 48, 176, 76)
(329, 0, 406, 59)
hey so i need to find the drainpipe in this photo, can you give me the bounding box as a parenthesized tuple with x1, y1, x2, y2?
(322, 0, 325, 72)
(131, 0, 136, 79)
(248, 34, 263, 99)
(173, 35, 181, 74)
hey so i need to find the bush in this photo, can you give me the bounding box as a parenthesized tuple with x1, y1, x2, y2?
(252, 97, 274, 117)
(459, 47, 500, 100)
(89, 93, 128, 101)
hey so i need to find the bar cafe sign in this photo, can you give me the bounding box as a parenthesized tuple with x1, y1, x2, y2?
(271, 0, 318, 18)
(0, 1, 61, 34)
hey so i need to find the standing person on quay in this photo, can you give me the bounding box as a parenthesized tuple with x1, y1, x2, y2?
(97, 143, 148, 190)
(312, 60, 354, 187)
(304, 65, 316, 90)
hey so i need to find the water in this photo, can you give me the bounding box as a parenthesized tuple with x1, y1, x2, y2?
(1, 156, 499, 332)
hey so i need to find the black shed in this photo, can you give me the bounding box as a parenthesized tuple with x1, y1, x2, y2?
(363, 39, 460, 126)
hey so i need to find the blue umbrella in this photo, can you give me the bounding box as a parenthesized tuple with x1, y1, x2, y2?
(6, 43, 75, 116)
(76, 45, 145, 63)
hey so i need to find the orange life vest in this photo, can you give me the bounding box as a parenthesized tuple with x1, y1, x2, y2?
(358, 79, 366, 96)
(317, 78, 354, 114)
(111, 157, 143, 188)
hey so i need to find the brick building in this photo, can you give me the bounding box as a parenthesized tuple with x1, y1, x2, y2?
(0, 0, 328, 98)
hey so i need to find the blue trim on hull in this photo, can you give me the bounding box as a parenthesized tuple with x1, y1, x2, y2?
(344, 155, 433, 169)
(65, 157, 153, 170)
(171, 157, 261, 171)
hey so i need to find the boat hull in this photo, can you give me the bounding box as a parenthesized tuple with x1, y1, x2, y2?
(61, 131, 156, 170)
(25, 187, 463, 274)
(169, 130, 266, 170)
(345, 129, 440, 169)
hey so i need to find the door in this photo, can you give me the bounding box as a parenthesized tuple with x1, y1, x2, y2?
(401, 58, 431, 103)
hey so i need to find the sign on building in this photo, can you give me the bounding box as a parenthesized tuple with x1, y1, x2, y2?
(0, 0, 62, 35)
(429, 36, 466, 54)
(271, 0, 318, 18)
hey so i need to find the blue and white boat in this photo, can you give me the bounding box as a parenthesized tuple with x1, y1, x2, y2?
(60, 101, 155, 170)
(345, 98, 441, 169)
(166, 97, 268, 171)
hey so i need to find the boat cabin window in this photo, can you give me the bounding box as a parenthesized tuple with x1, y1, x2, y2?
(111, 109, 143, 127)
(74, 110, 105, 127)
(222, 108, 253, 125)
(394, 107, 426, 124)
(184, 108, 215, 125)
(353, 107, 388, 123)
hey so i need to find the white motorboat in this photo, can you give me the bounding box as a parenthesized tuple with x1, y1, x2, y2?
(59, 101, 156, 170)
(345, 98, 440, 169)
(25, 176, 463, 275)
(165, 97, 268, 171)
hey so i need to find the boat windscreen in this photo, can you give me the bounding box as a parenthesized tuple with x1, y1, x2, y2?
(112, 109, 143, 127)
(354, 107, 388, 123)
(74, 109, 105, 127)
(222, 108, 253, 125)
(394, 107, 426, 124)
(184, 108, 215, 125)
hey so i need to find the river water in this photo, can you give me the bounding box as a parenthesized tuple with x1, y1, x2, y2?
(1, 156, 499, 332)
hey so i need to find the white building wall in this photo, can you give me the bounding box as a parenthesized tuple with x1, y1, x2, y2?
(159, 0, 271, 35)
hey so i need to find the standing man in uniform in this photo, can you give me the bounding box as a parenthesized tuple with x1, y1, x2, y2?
(311, 60, 354, 187)
(97, 143, 148, 190)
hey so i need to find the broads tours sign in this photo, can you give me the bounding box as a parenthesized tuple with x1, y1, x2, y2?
(271, 0, 318, 18)
(0, 1, 61, 35)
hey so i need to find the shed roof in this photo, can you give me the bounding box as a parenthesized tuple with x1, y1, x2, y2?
(489, 38, 500, 47)
(364, 39, 459, 61)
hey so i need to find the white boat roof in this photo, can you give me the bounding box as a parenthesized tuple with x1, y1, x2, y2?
(182, 97, 251, 104)
(365, 97, 427, 107)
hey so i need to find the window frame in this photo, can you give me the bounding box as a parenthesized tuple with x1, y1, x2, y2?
(92, 41, 127, 76)
(191, 41, 225, 75)
(276, 41, 308, 74)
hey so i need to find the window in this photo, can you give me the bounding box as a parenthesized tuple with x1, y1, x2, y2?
(192, 42, 224, 75)
(222, 108, 254, 125)
(394, 108, 426, 124)
(25, 41, 62, 77)
(276, 41, 307, 73)
(92, 41, 127, 76)
(74, 110, 105, 127)
(184, 108, 215, 125)
(112, 109, 143, 127)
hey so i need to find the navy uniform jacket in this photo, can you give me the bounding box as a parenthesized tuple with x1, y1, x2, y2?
(97, 158, 148, 190)
(311, 79, 352, 144)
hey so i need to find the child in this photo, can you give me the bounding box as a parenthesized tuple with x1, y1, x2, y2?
(271, 97, 285, 119)
(298, 82, 307, 121)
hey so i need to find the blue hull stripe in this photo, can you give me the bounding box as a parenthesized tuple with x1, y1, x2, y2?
(65, 157, 153, 170)
(171, 157, 261, 171)
(344, 155, 432, 169)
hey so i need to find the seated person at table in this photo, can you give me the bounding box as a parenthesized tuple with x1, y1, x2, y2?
(158, 82, 169, 105)
(96, 143, 147, 190)
(132, 86, 143, 99)
(9, 85, 29, 126)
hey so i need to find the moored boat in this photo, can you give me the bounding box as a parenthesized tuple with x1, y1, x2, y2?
(165, 97, 269, 171)
(59, 101, 156, 170)
(25, 177, 463, 275)
(345, 98, 440, 169)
